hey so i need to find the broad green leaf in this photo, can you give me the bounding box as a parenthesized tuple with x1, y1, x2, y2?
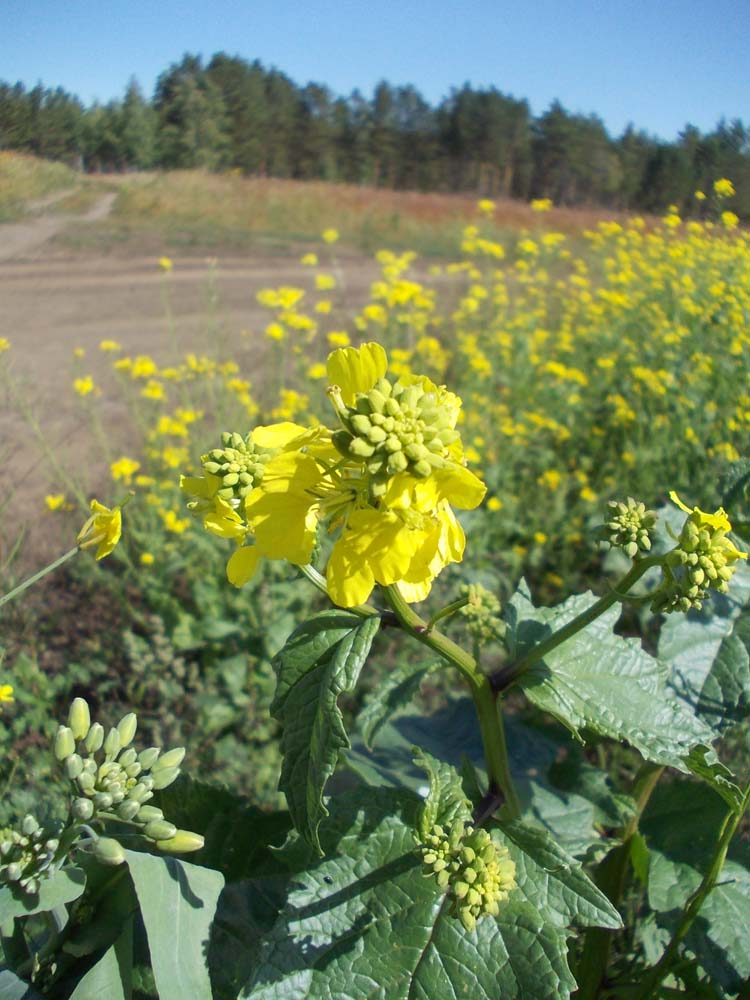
(497, 820, 621, 931)
(0, 867, 86, 924)
(659, 566, 750, 734)
(69, 920, 132, 1000)
(684, 744, 744, 813)
(241, 788, 619, 999)
(506, 583, 714, 768)
(271, 610, 380, 851)
(123, 850, 224, 1000)
(412, 747, 471, 838)
(642, 781, 750, 994)
(348, 699, 630, 857)
(154, 776, 291, 880)
(0, 970, 42, 999)
(359, 659, 439, 749)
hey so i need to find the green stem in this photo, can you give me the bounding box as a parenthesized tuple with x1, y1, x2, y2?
(383, 584, 521, 817)
(428, 596, 469, 629)
(575, 763, 665, 1000)
(0, 546, 80, 610)
(498, 554, 663, 689)
(635, 782, 750, 1000)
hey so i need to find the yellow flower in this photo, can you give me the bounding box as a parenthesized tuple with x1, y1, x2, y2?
(694, 190, 706, 201)
(326, 341, 388, 405)
(713, 178, 735, 199)
(74, 375, 96, 397)
(315, 273, 336, 291)
(327, 331, 350, 348)
(721, 211, 739, 230)
(300, 252, 318, 266)
(0, 337, 10, 352)
(477, 199, 496, 216)
(0, 684, 13, 705)
(73, 347, 85, 359)
(111, 457, 141, 483)
(159, 256, 173, 271)
(162, 510, 190, 534)
(77, 499, 123, 560)
(669, 491, 738, 539)
(307, 363, 327, 379)
(141, 380, 165, 400)
(322, 228, 339, 244)
(99, 339, 122, 352)
(45, 493, 66, 511)
(487, 497, 503, 512)
(140, 552, 155, 565)
(530, 198, 553, 212)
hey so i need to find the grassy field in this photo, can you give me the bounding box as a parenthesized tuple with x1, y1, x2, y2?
(0, 151, 82, 221)
(1, 157, 748, 813)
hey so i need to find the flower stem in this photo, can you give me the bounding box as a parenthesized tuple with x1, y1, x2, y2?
(383, 583, 521, 817)
(634, 782, 750, 999)
(494, 553, 664, 690)
(0, 546, 80, 610)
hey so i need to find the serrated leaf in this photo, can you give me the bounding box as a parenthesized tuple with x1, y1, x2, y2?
(271, 611, 380, 851)
(240, 788, 619, 999)
(359, 659, 438, 749)
(684, 745, 744, 812)
(123, 850, 224, 1000)
(69, 920, 132, 1000)
(497, 820, 622, 931)
(0, 867, 86, 924)
(660, 563, 750, 734)
(412, 748, 472, 838)
(506, 583, 714, 768)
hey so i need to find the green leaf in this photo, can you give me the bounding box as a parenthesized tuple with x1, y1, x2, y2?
(240, 788, 618, 999)
(359, 659, 439, 749)
(69, 920, 132, 1000)
(348, 699, 630, 857)
(271, 610, 381, 851)
(642, 781, 750, 994)
(0, 867, 86, 924)
(412, 747, 471, 838)
(497, 820, 622, 931)
(659, 564, 750, 734)
(506, 583, 714, 768)
(123, 850, 224, 1000)
(684, 745, 744, 812)
(154, 776, 292, 880)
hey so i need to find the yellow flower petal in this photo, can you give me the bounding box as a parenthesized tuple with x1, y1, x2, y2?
(251, 422, 309, 449)
(326, 342, 388, 405)
(227, 546, 262, 587)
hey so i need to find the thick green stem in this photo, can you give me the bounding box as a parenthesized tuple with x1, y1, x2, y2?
(0, 546, 80, 610)
(498, 554, 663, 689)
(575, 763, 665, 999)
(383, 584, 521, 817)
(635, 782, 750, 999)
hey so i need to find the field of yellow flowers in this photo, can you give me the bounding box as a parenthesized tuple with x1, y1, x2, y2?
(1, 181, 748, 813)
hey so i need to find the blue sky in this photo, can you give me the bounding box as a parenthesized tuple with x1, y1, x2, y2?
(2, 0, 748, 141)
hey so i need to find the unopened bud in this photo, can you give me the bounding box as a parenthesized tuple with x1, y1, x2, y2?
(68, 698, 91, 741)
(85, 723, 104, 753)
(116, 713, 137, 748)
(93, 837, 126, 866)
(55, 726, 76, 761)
(73, 798, 95, 821)
(103, 728, 121, 759)
(151, 766, 180, 790)
(155, 830, 205, 853)
(138, 747, 160, 770)
(144, 820, 177, 842)
(151, 747, 185, 772)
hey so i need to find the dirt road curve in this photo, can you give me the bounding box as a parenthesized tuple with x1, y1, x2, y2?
(0, 195, 377, 570)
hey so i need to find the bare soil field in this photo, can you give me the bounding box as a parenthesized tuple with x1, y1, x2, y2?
(0, 194, 380, 572)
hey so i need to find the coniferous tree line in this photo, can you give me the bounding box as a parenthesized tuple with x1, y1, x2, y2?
(1, 52, 749, 215)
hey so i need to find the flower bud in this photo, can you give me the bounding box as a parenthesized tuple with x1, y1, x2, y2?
(116, 800, 141, 822)
(21, 815, 38, 837)
(151, 747, 185, 772)
(155, 830, 205, 853)
(54, 726, 76, 761)
(103, 728, 121, 759)
(116, 713, 138, 748)
(151, 766, 180, 790)
(85, 723, 104, 753)
(93, 837, 126, 866)
(118, 748, 137, 768)
(135, 805, 164, 823)
(68, 698, 91, 741)
(72, 798, 95, 821)
(138, 747, 160, 770)
(65, 754, 84, 780)
(144, 820, 177, 842)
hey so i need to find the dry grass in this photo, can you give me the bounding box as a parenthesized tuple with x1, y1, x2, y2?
(0, 152, 80, 221)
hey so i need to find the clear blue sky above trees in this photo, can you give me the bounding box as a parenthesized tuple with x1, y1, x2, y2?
(2, 0, 748, 141)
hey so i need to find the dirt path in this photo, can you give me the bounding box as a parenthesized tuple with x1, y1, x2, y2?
(0, 191, 118, 261)
(0, 199, 380, 572)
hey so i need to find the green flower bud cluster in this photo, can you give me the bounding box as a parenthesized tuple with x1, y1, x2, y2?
(459, 583, 505, 642)
(332, 377, 460, 489)
(0, 815, 62, 896)
(420, 821, 516, 932)
(55, 699, 203, 855)
(201, 431, 274, 501)
(604, 497, 657, 558)
(652, 517, 743, 614)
